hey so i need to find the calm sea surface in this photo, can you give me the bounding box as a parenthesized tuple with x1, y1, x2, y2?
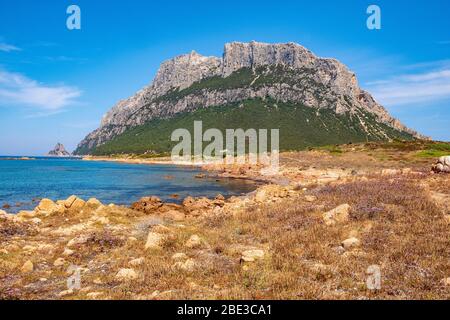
(0, 157, 256, 213)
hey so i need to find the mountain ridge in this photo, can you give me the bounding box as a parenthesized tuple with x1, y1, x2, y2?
(75, 41, 424, 155)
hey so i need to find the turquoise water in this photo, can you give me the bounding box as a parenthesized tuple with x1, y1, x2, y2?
(0, 157, 256, 213)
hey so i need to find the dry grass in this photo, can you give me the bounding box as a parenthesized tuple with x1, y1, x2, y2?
(0, 143, 449, 300)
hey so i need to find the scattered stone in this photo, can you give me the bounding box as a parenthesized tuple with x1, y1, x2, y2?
(381, 169, 400, 176)
(323, 204, 351, 226)
(86, 198, 102, 209)
(58, 289, 74, 298)
(53, 258, 66, 267)
(132, 196, 163, 214)
(305, 195, 317, 202)
(37, 198, 57, 212)
(30, 218, 42, 225)
(63, 248, 75, 256)
(241, 249, 265, 262)
(183, 197, 214, 215)
(341, 237, 361, 250)
(432, 156, 450, 173)
(129, 257, 145, 267)
(0, 249, 8, 255)
(21, 260, 34, 273)
(70, 198, 86, 211)
(172, 258, 196, 272)
(145, 232, 164, 250)
(17, 210, 37, 219)
(213, 194, 226, 207)
(163, 210, 185, 221)
(64, 195, 78, 208)
(171, 253, 188, 261)
(441, 277, 450, 286)
(86, 292, 104, 299)
(185, 235, 203, 249)
(115, 268, 138, 281)
(333, 246, 346, 255)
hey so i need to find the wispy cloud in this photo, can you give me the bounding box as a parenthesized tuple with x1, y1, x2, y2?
(0, 69, 81, 112)
(0, 42, 21, 52)
(365, 62, 450, 106)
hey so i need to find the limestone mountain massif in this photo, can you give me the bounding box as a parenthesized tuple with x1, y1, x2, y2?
(74, 41, 424, 155)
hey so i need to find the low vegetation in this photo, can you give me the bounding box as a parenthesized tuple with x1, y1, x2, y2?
(91, 98, 414, 156)
(0, 142, 449, 300)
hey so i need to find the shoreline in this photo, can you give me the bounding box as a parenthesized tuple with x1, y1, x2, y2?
(1, 145, 449, 300)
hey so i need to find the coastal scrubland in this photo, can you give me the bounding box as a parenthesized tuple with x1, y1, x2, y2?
(0, 141, 449, 300)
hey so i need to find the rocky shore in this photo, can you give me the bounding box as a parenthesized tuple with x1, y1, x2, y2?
(1, 144, 449, 300)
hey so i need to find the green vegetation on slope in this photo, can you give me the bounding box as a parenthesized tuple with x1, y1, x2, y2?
(155, 66, 326, 104)
(91, 98, 414, 156)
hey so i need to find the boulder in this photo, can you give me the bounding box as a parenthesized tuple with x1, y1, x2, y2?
(17, 210, 37, 219)
(432, 156, 450, 173)
(86, 198, 102, 209)
(323, 204, 351, 226)
(341, 237, 361, 250)
(21, 260, 34, 273)
(70, 198, 86, 211)
(254, 185, 289, 203)
(305, 195, 317, 202)
(185, 235, 203, 249)
(63, 248, 75, 256)
(131, 196, 163, 214)
(64, 195, 78, 208)
(182, 197, 213, 214)
(115, 268, 138, 281)
(172, 259, 196, 272)
(441, 277, 450, 286)
(36, 199, 64, 215)
(145, 232, 164, 250)
(53, 258, 66, 267)
(163, 210, 185, 221)
(241, 249, 265, 262)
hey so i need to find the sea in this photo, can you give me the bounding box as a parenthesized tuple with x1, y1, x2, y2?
(0, 156, 257, 213)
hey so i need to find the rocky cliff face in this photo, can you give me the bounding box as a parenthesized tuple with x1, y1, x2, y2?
(75, 41, 422, 154)
(48, 143, 71, 157)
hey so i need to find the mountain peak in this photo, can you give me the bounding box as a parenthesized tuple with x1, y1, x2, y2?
(75, 41, 424, 155)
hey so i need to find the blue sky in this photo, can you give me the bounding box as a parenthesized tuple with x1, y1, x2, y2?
(0, 0, 449, 155)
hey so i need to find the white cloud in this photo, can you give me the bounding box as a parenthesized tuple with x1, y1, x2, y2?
(0, 43, 21, 52)
(365, 64, 450, 106)
(0, 70, 81, 111)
